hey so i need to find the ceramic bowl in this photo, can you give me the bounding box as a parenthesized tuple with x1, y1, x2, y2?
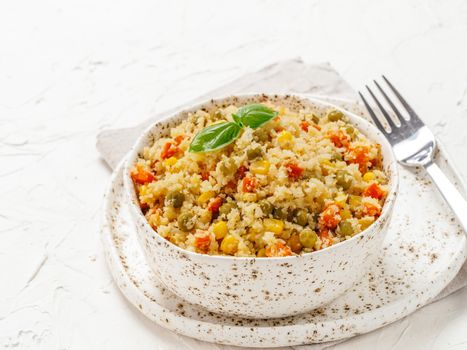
(123, 94, 399, 319)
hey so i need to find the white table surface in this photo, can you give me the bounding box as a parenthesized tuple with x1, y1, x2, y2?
(1, 1, 467, 349)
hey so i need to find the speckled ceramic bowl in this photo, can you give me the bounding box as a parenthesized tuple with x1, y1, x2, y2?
(123, 94, 398, 319)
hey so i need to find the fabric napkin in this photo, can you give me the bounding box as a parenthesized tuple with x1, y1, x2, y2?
(96, 58, 467, 349)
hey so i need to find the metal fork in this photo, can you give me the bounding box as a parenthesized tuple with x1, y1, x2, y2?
(359, 76, 467, 231)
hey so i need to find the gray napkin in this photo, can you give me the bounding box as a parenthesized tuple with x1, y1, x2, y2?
(96, 58, 467, 349)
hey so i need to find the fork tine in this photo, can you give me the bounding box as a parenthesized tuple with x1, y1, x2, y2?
(358, 91, 387, 134)
(365, 85, 398, 131)
(373, 80, 407, 127)
(382, 75, 424, 126)
(382, 75, 416, 116)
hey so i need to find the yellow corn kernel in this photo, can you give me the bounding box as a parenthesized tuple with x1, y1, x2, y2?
(334, 193, 348, 206)
(278, 105, 286, 116)
(263, 218, 284, 235)
(277, 131, 294, 147)
(359, 217, 375, 231)
(213, 221, 228, 240)
(243, 193, 258, 202)
(203, 213, 213, 225)
(250, 160, 270, 175)
(363, 171, 376, 182)
(164, 206, 178, 220)
(340, 207, 352, 220)
(163, 156, 178, 167)
(220, 235, 239, 255)
(257, 248, 267, 257)
(197, 190, 215, 204)
(320, 159, 334, 168)
(348, 195, 362, 208)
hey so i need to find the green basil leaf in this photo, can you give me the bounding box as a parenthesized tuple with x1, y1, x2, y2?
(236, 104, 278, 129)
(189, 122, 242, 153)
(232, 114, 242, 126)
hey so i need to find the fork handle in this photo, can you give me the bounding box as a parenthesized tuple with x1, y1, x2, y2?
(425, 161, 467, 231)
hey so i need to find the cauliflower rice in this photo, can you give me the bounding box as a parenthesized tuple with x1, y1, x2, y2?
(131, 103, 388, 257)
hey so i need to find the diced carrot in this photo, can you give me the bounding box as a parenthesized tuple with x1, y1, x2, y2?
(161, 142, 181, 159)
(312, 124, 321, 131)
(236, 165, 248, 180)
(131, 164, 155, 185)
(174, 135, 185, 146)
(208, 197, 223, 213)
(363, 202, 381, 217)
(285, 162, 304, 180)
(328, 130, 350, 148)
(300, 121, 309, 132)
(347, 145, 370, 172)
(194, 231, 211, 253)
(265, 241, 293, 257)
(200, 171, 210, 181)
(319, 203, 341, 229)
(242, 176, 258, 192)
(363, 183, 386, 200)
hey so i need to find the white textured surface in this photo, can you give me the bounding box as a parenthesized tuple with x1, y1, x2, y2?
(1, 1, 467, 349)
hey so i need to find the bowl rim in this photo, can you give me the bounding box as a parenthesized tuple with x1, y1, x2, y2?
(123, 93, 399, 261)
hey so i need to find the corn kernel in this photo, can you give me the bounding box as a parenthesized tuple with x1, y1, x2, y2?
(213, 221, 228, 240)
(340, 207, 352, 220)
(200, 209, 212, 223)
(257, 248, 267, 257)
(243, 193, 258, 202)
(320, 159, 334, 168)
(164, 156, 178, 167)
(277, 131, 294, 147)
(263, 218, 284, 235)
(220, 235, 238, 254)
(250, 160, 270, 175)
(198, 190, 215, 204)
(348, 195, 362, 208)
(359, 217, 375, 230)
(334, 193, 348, 206)
(363, 171, 376, 182)
(164, 206, 178, 220)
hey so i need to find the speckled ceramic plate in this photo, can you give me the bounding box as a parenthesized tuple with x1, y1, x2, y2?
(101, 100, 467, 348)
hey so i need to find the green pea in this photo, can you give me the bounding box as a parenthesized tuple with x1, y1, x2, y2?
(219, 202, 238, 216)
(299, 229, 318, 248)
(247, 147, 263, 160)
(346, 126, 354, 134)
(273, 207, 288, 220)
(292, 208, 308, 226)
(178, 211, 195, 231)
(166, 190, 185, 208)
(338, 220, 354, 237)
(259, 201, 274, 216)
(336, 170, 352, 190)
(220, 159, 237, 176)
(327, 110, 344, 122)
(254, 128, 269, 142)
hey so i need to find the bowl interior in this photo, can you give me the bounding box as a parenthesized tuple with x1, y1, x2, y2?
(123, 94, 399, 260)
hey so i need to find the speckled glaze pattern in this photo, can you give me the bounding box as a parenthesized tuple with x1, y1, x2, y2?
(121, 95, 398, 319)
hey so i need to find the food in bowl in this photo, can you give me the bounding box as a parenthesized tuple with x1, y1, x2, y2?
(130, 101, 389, 257)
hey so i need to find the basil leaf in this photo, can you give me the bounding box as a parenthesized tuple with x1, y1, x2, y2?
(189, 122, 242, 153)
(232, 114, 242, 126)
(236, 104, 278, 129)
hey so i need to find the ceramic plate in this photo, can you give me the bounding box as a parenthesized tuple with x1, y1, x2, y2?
(101, 99, 466, 347)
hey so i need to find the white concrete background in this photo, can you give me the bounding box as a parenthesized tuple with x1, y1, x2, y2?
(1, 0, 467, 349)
